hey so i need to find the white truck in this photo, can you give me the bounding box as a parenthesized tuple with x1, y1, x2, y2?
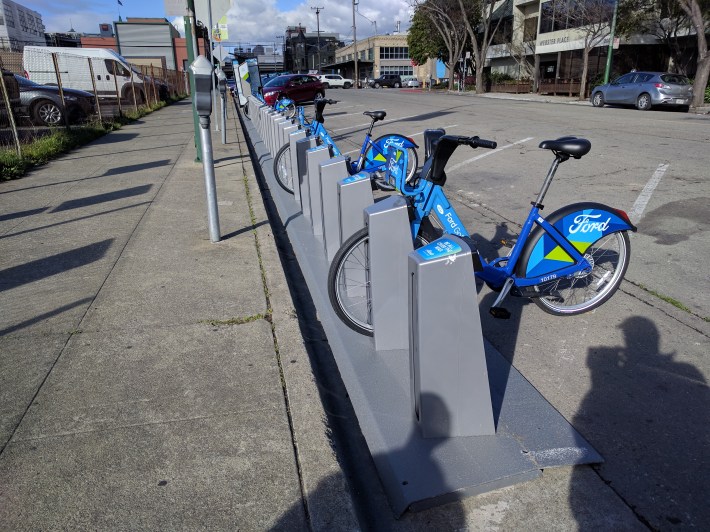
(23, 46, 146, 103)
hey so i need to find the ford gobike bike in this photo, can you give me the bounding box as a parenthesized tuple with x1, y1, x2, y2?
(328, 130, 636, 336)
(272, 99, 418, 194)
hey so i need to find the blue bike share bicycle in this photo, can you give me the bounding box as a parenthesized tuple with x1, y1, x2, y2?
(272, 98, 419, 193)
(328, 129, 637, 336)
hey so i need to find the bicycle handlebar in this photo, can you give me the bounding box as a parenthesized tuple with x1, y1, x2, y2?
(467, 136, 497, 150)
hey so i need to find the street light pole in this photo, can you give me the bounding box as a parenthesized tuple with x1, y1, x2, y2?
(352, 0, 358, 86)
(603, 0, 619, 84)
(311, 6, 324, 73)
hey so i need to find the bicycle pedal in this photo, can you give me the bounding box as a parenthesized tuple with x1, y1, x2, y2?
(500, 239, 516, 248)
(489, 307, 511, 319)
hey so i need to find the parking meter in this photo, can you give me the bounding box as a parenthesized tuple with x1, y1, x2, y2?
(216, 68, 227, 96)
(188, 55, 220, 242)
(189, 55, 213, 120)
(215, 68, 227, 144)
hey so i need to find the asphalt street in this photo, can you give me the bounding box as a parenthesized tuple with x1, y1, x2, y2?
(303, 88, 709, 529)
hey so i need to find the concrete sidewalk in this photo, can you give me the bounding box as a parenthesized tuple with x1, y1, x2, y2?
(0, 99, 356, 529)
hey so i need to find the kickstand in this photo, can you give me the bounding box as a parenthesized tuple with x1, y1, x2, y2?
(489, 278, 514, 319)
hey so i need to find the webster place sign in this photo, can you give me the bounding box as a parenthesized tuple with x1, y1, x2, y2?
(536, 28, 618, 55)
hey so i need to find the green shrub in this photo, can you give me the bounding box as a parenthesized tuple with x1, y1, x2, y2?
(488, 71, 515, 84)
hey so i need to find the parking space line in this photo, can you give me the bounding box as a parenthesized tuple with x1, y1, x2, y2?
(447, 137, 535, 173)
(629, 163, 669, 224)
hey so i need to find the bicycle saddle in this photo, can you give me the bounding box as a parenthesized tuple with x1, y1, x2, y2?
(363, 110, 386, 121)
(539, 136, 591, 159)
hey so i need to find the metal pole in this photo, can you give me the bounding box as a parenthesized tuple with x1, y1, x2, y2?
(199, 115, 221, 242)
(352, 0, 358, 87)
(603, 0, 619, 84)
(312, 6, 324, 72)
(0, 69, 21, 157)
(87, 58, 103, 123)
(207, 0, 219, 132)
(221, 92, 226, 144)
(52, 52, 71, 130)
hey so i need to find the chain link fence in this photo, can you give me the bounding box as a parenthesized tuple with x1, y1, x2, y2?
(1, 48, 189, 153)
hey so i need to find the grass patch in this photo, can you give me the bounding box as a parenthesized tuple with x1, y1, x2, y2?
(1, 96, 186, 180)
(638, 284, 709, 321)
(201, 314, 269, 327)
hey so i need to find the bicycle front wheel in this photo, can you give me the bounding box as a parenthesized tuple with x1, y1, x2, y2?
(527, 231, 631, 315)
(273, 144, 295, 194)
(328, 222, 437, 336)
(366, 134, 419, 182)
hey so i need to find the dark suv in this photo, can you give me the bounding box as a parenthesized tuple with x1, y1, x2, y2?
(262, 74, 325, 106)
(368, 74, 402, 88)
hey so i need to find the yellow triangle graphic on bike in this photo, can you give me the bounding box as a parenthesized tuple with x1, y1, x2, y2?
(544, 241, 592, 262)
(373, 151, 402, 163)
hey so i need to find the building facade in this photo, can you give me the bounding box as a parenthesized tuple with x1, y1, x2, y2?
(484, 0, 702, 91)
(0, 0, 45, 51)
(284, 25, 340, 73)
(332, 33, 436, 83)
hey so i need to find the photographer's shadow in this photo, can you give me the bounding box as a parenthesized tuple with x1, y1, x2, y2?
(569, 316, 709, 529)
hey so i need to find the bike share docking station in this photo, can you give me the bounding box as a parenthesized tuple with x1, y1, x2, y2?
(239, 104, 602, 516)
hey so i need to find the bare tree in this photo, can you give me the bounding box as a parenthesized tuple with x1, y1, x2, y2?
(618, 0, 695, 75)
(411, 0, 469, 90)
(548, 0, 615, 100)
(458, 0, 508, 93)
(675, 0, 709, 107)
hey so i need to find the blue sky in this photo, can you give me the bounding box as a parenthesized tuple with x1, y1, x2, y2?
(23, 0, 413, 47)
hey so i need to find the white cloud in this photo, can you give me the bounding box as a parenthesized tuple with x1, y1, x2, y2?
(226, 0, 413, 44)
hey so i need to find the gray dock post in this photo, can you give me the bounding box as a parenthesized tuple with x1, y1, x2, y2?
(295, 136, 317, 207)
(337, 172, 374, 245)
(365, 195, 412, 351)
(316, 156, 349, 260)
(408, 235, 495, 438)
(303, 146, 330, 226)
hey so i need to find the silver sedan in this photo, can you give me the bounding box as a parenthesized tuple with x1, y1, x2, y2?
(590, 71, 693, 112)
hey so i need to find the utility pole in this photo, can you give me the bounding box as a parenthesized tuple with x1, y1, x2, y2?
(603, 0, 619, 84)
(352, 0, 358, 86)
(311, 6, 324, 73)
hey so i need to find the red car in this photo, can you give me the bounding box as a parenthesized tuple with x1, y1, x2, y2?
(262, 74, 325, 105)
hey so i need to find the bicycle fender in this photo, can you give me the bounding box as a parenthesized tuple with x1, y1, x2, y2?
(367, 134, 418, 165)
(516, 202, 636, 279)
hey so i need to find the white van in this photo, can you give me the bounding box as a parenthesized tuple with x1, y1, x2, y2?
(23, 46, 146, 103)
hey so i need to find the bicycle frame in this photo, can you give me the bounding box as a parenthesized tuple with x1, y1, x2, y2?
(390, 138, 636, 292)
(294, 103, 414, 176)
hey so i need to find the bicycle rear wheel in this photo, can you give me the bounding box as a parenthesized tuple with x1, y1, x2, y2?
(525, 231, 630, 315)
(365, 134, 419, 182)
(273, 144, 295, 194)
(328, 219, 438, 336)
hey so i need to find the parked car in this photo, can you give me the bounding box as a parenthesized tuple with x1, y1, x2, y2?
(368, 74, 402, 88)
(261, 74, 325, 106)
(403, 77, 421, 88)
(15, 74, 95, 126)
(590, 71, 693, 111)
(317, 74, 353, 89)
(23, 46, 147, 104)
(0, 68, 21, 125)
